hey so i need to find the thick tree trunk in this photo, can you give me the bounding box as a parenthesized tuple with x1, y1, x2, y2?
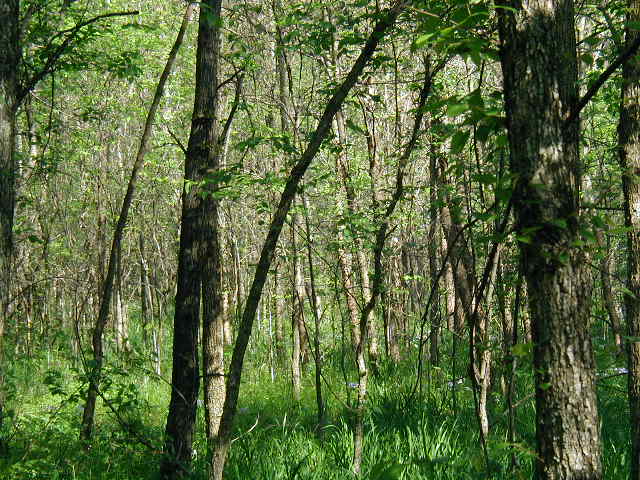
(0, 0, 19, 455)
(618, 0, 640, 477)
(498, 0, 603, 477)
(159, 5, 220, 479)
(198, 0, 226, 445)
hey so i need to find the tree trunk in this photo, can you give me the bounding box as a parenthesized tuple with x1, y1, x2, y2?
(597, 230, 623, 352)
(290, 220, 304, 402)
(618, 0, 640, 477)
(428, 145, 441, 366)
(0, 0, 19, 455)
(198, 0, 226, 446)
(498, 0, 603, 477)
(303, 195, 326, 432)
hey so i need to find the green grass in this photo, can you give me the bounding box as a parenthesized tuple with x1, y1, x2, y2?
(0, 331, 633, 479)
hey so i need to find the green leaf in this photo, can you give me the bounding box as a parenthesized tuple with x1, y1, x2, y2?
(370, 461, 404, 480)
(414, 33, 435, 49)
(345, 118, 366, 136)
(472, 173, 496, 185)
(618, 286, 638, 300)
(446, 102, 468, 117)
(450, 130, 470, 155)
(512, 342, 533, 357)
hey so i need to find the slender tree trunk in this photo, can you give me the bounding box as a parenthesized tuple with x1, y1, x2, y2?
(498, 0, 603, 477)
(209, 5, 406, 478)
(81, 4, 193, 445)
(619, 0, 640, 477)
(352, 64, 435, 476)
(303, 196, 326, 432)
(273, 268, 285, 366)
(428, 146, 441, 366)
(597, 230, 623, 352)
(0, 0, 19, 455)
(290, 221, 304, 402)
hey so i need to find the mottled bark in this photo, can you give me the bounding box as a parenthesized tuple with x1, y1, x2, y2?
(0, 0, 19, 455)
(198, 0, 226, 445)
(619, 0, 640, 477)
(498, 0, 602, 477)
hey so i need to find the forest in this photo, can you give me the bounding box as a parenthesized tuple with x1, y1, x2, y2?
(1, 0, 639, 478)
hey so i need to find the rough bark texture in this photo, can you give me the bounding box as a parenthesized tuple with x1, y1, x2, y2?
(196, 0, 226, 446)
(161, 4, 217, 478)
(498, 0, 602, 478)
(0, 0, 19, 455)
(619, 0, 640, 477)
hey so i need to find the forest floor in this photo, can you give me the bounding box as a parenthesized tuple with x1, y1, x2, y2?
(0, 344, 631, 480)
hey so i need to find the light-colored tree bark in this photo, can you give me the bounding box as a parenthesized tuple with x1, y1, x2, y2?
(618, 0, 640, 476)
(498, 0, 603, 476)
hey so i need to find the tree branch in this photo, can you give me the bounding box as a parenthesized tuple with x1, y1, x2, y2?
(17, 10, 139, 107)
(565, 35, 640, 127)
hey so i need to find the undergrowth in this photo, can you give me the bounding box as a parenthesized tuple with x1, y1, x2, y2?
(0, 336, 631, 479)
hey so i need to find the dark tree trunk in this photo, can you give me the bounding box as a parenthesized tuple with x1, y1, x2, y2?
(618, 1, 640, 477)
(0, 0, 19, 456)
(160, 5, 222, 478)
(498, 0, 602, 478)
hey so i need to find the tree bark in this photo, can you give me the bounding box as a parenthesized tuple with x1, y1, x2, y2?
(618, 0, 640, 477)
(596, 230, 623, 352)
(0, 0, 19, 455)
(498, 0, 603, 477)
(290, 219, 304, 402)
(197, 0, 227, 447)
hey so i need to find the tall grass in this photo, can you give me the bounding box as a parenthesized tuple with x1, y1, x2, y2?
(0, 327, 632, 479)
